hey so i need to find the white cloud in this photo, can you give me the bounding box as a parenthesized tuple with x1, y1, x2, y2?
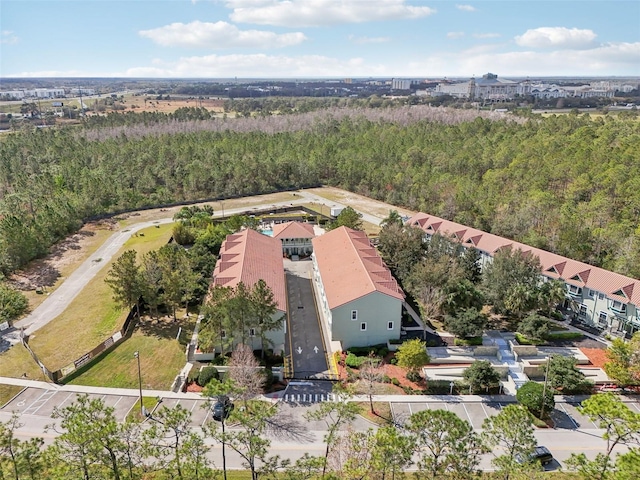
(348, 35, 390, 44)
(473, 33, 500, 39)
(408, 41, 640, 77)
(139, 21, 306, 48)
(515, 27, 597, 49)
(124, 53, 390, 77)
(456, 4, 476, 12)
(226, 0, 435, 27)
(1, 30, 18, 45)
(447, 31, 465, 39)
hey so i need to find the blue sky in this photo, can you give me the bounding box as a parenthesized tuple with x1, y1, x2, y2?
(1, 0, 639, 78)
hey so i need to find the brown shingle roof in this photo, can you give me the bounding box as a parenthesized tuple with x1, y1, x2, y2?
(212, 229, 286, 312)
(272, 221, 315, 240)
(312, 226, 405, 309)
(405, 212, 640, 305)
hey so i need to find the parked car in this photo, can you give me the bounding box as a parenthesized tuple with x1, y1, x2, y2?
(212, 395, 234, 421)
(516, 446, 554, 466)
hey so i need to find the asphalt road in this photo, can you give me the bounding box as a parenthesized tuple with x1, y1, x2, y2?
(284, 259, 329, 379)
(1, 382, 632, 472)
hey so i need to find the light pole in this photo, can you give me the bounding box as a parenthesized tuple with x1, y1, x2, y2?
(134, 351, 143, 416)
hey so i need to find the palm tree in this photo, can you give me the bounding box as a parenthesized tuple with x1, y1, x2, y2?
(380, 209, 404, 229)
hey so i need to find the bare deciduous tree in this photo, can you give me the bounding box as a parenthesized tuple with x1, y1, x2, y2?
(228, 344, 264, 406)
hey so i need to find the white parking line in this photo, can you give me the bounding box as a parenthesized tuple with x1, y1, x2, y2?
(630, 403, 640, 413)
(58, 392, 75, 409)
(462, 403, 474, 428)
(190, 401, 198, 413)
(23, 390, 57, 416)
(480, 401, 489, 419)
(112, 396, 123, 408)
(408, 403, 413, 416)
(201, 407, 211, 427)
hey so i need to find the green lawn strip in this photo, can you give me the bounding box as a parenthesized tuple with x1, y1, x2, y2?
(356, 401, 393, 426)
(0, 385, 24, 407)
(27, 224, 174, 372)
(66, 320, 192, 390)
(127, 396, 163, 423)
(0, 344, 51, 380)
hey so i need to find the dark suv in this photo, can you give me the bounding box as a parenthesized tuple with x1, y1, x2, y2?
(516, 446, 554, 466)
(212, 395, 234, 421)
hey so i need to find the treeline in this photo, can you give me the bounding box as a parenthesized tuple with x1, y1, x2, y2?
(0, 107, 639, 279)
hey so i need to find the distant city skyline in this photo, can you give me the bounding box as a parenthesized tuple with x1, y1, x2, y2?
(1, 0, 639, 79)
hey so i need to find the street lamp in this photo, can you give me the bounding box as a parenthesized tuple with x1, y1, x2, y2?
(134, 351, 143, 416)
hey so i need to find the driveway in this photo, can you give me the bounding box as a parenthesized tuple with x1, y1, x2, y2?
(284, 259, 329, 379)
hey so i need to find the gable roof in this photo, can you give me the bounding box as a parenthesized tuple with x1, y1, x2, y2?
(312, 226, 404, 309)
(405, 212, 640, 306)
(212, 229, 286, 312)
(272, 221, 315, 240)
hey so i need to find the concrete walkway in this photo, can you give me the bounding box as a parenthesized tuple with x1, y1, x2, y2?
(493, 336, 528, 386)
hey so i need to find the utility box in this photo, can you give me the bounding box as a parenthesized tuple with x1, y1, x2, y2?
(330, 207, 344, 217)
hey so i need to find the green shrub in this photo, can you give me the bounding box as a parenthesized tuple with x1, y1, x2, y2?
(391, 377, 401, 386)
(514, 333, 535, 345)
(454, 336, 483, 346)
(406, 370, 422, 383)
(345, 352, 367, 368)
(546, 331, 583, 341)
(424, 379, 459, 395)
(390, 357, 398, 365)
(388, 338, 403, 345)
(516, 381, 555, 418)
(187, 365, 200, 384)
(377, 347, 389, 357)
(212, 355, 228, 366)
(381, 374, 391, 383)
(197, 366, 219, 387)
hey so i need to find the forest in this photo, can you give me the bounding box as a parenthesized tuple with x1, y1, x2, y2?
(0, 104, 639, 282)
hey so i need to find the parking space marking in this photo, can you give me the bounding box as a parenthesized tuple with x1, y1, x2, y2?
(480, 402, 489, 419)
(462, 403, 474, 428)
(58, 392, 75, 409)
(113, 396, 123, 408)
(630, 403, 640, 413)
(23, 389, 56, 416)
(408, 403, 413, 416)
(559, 404, 579, 429)
(201, 406, 211, 427)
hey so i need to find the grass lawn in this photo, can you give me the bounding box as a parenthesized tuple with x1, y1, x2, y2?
(27, 223, 173, 372)
(356, 401, 393, 426)
(0, 344, 52, 380)
(66, 316, 193, 389)
(0, 385, 24, 407)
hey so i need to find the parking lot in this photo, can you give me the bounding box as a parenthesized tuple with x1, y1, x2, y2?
(1, 387, 214, 427)
(390, 399, 640, 430)
(5, 385, 640, 434)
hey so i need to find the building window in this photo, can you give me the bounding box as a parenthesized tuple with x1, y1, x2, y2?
(579, 304, 588, 317)
(387, 321, 394, 330)
(598, 292, 605, 300)
(567, 284, 582, 296)
(249, 328, 256, 337)
(598, 311, 608, 325)
(360, 322, 367, 331)
(610, 301, 627, 314)
(221, 330, 226, 339)
(587, 289, 595, 298)
(351, 310, 358, 321)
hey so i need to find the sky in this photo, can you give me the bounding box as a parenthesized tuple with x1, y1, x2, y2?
(1, 0, 639, 79)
